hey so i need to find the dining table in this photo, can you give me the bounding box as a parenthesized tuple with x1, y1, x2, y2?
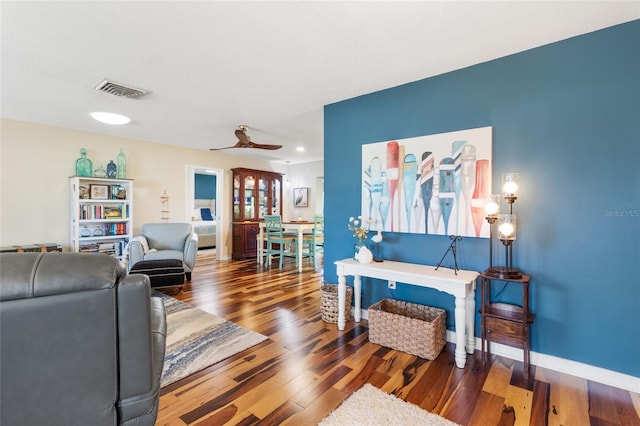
(257, 220, 316, 272)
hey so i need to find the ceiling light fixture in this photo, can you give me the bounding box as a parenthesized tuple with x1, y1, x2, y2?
(296, 147, 305, 152)
(90, 112, 131, 125)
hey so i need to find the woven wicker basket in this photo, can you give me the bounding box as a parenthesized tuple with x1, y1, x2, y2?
(320, 283, 353, 324)
(368, 299, 446, 360)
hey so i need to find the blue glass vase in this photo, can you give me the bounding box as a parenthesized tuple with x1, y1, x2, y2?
(107, 160, 117, 178)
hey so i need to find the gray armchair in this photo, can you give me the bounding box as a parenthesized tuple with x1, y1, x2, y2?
(0, 252, 166, 426)
(128, 223, 198, 280)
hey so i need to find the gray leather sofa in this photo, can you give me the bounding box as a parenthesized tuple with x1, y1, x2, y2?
(128, 222, 198, 280)
(0, 252, 166, 426)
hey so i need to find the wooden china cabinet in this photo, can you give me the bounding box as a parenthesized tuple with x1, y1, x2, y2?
(231, 168, 283, 260)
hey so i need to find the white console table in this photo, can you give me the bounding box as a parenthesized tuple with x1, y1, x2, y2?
(334, 258, 479, 368)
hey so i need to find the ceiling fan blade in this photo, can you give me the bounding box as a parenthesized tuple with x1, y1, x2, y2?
(247, 141, 283, 150)
(210, 126, 282, 151)
(209, 141, 244, 151)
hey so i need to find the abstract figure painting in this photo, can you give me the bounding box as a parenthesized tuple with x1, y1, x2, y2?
(362, 127, 492, 238)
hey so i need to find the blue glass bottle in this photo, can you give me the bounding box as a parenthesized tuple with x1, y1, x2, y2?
(107, 160, 117, 178)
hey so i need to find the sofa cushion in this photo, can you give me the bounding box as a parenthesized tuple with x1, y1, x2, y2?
(143, 249, 184, 263)
(0, 252, 123, 301)
(141, 223, 192, 251)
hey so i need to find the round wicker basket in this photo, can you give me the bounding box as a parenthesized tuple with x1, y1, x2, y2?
(320, 283, 353, 324)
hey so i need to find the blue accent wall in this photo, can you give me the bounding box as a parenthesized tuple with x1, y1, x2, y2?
(323, 21, 640, 377)
(195, 173, 216, 199)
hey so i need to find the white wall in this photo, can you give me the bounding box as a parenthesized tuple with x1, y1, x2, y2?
(284, 161, 324, 221)
(0, 118, 286, 259)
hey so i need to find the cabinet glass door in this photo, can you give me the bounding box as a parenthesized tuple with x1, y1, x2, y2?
(271, 178, 281, 215)
(233, 174, 241, 220)
(258, 177, 268, 219)
(244, 175, 255, 219)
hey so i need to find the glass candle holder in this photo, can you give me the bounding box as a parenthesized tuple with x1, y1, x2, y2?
(498, 214, 516, 242)
(502, 173, 520, 198)
(484, 194, 500, 218)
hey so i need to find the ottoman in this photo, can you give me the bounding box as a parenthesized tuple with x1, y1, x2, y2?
(129, 259, 185, 291)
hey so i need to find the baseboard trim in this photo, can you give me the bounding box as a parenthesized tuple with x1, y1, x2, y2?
(359, 309, 639, 393)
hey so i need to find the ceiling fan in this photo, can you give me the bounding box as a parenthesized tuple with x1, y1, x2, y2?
(210, 125, 282, 151)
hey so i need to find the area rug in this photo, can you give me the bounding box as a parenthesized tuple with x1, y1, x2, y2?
(318, 384, 460, 426)
(157, 292, 268, 387)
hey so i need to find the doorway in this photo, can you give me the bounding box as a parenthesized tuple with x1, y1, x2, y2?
(185, 165, 226, 259)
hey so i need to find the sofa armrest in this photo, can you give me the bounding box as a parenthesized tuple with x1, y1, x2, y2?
(116, 274, 166, 425)
(128, 237, 148, 271)
(183, 232, 198, 272)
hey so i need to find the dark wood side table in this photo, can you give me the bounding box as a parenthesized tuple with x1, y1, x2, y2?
(480, 271, 535, 380)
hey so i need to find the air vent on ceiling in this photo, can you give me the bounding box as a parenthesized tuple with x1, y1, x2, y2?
(93, 78, 150, 99)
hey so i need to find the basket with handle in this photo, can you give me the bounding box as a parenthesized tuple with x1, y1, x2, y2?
(368, 299, 446, 360)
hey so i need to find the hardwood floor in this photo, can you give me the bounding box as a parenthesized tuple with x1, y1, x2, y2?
(157, 252, 640, 426)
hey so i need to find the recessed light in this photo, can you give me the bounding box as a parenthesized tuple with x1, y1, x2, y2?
(90, 112, 131, 125)
(296, 146, 305, 152)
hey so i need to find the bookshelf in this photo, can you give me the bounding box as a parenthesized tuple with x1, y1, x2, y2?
(69, 176, 133, 259)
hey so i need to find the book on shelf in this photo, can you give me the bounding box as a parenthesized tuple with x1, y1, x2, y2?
(109, 223, 127, 235)
(98, 242, 116, 256)
(79, 243, 99, 253)
(104, 206, 122, 218)
(79, 240, 126, 257)
(79, 204, 128, 220)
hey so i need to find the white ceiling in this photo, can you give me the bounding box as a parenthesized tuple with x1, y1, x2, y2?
(2, 1, 638, 164)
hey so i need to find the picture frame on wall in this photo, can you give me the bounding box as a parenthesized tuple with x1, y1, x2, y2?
(90, 184, 109, 200)
(293, 187, 309, 208)
(361, 126, 492, 237)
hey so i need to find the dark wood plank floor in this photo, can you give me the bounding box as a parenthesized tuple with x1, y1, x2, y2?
(156, 252, 640, 426)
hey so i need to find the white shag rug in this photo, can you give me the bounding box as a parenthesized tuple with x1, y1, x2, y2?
(319, 384, 460, 426)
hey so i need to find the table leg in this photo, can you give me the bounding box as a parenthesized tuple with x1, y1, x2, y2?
(338, 274, 347, 330)
(454, 296, 467, 368)
(465, 287, 476, 354)
(297, 228, 303, 272)
(257, 227, 264, 265)
(353, 274, 362, 323)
